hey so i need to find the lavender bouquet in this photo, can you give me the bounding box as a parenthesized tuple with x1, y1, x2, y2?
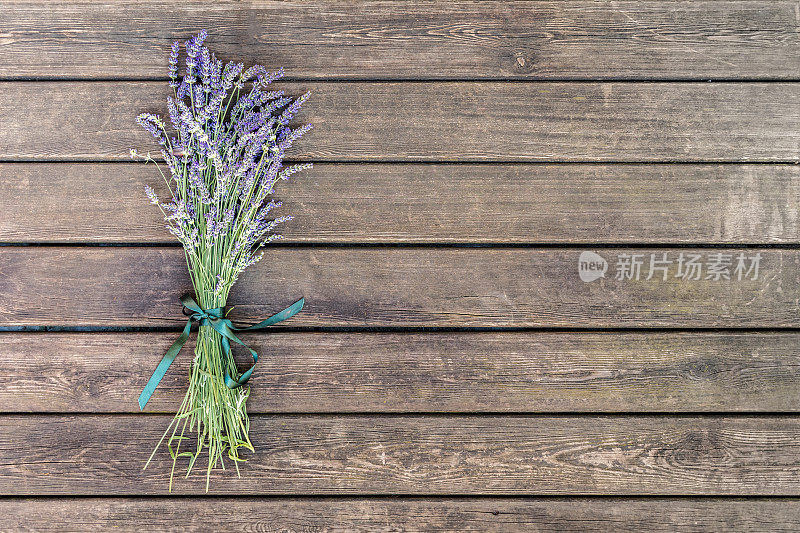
(132, 30, 311, 490)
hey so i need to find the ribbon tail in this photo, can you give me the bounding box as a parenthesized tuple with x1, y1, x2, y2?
(218, 335, 244, 389)
(220, 297, 305, 389)
(235, 297, 305, 330)
(210, 319, 257, 390)
(138, 318, 193, 410)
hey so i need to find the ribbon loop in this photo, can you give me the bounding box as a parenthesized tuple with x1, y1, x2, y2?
(137, 295, 304, 410)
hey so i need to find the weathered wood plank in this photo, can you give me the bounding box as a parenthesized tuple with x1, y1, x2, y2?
(3, 1, 800, 80)
(1, 415, 798, 495)
(4, 163, 800, 244)
(0, 247, 793, 328)
(3, 332, 800, 413)
(2, 497, 799, 532)
(3, 82, 800, 162)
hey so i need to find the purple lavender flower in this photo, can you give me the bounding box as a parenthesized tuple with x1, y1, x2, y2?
(279, 162, 313, 181)
(242, 64, 266, 82)
(144, 185, 159, 205)
(136, 113, 168, 146)
(277, 91, 311, 125)
(133, 30, 311, 283)
(168, 41, 180, 87)
(258, 67, 284, 86)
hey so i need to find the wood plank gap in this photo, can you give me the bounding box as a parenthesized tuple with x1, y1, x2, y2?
(3, 412, 800, 418)
(7, 326, 800, 333)
(0, 241, 800, 251)
(109, 493, 800, 498)
(11, 77, 800, 83)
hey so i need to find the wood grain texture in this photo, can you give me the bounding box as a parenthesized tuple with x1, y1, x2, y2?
(1, 415, 799, 495)
(3, 332, 800, 414)
(4, 0, 799, 522)
(0, 247, 793, 328)
(4, 163, 800, 244)
(2, 497, 799, 532)
(4, 82, 800, 162)
(4, 1, 800, 80)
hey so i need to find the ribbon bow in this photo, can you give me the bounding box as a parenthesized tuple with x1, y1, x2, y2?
(138, 294, 304, 410)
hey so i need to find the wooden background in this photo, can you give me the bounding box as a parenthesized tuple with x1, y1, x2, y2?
(3, 1, 800, 530)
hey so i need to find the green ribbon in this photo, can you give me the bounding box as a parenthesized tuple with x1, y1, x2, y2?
(138, 294, 304, 410)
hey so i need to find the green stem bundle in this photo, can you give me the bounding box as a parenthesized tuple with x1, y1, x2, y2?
(144, 300, 253, 492)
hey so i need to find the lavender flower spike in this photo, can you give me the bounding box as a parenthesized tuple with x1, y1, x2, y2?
(144, 184, 159, 205)
(168, 41, 180, 87)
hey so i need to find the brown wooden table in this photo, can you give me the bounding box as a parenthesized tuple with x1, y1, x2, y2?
(2, 1, 800, 530)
